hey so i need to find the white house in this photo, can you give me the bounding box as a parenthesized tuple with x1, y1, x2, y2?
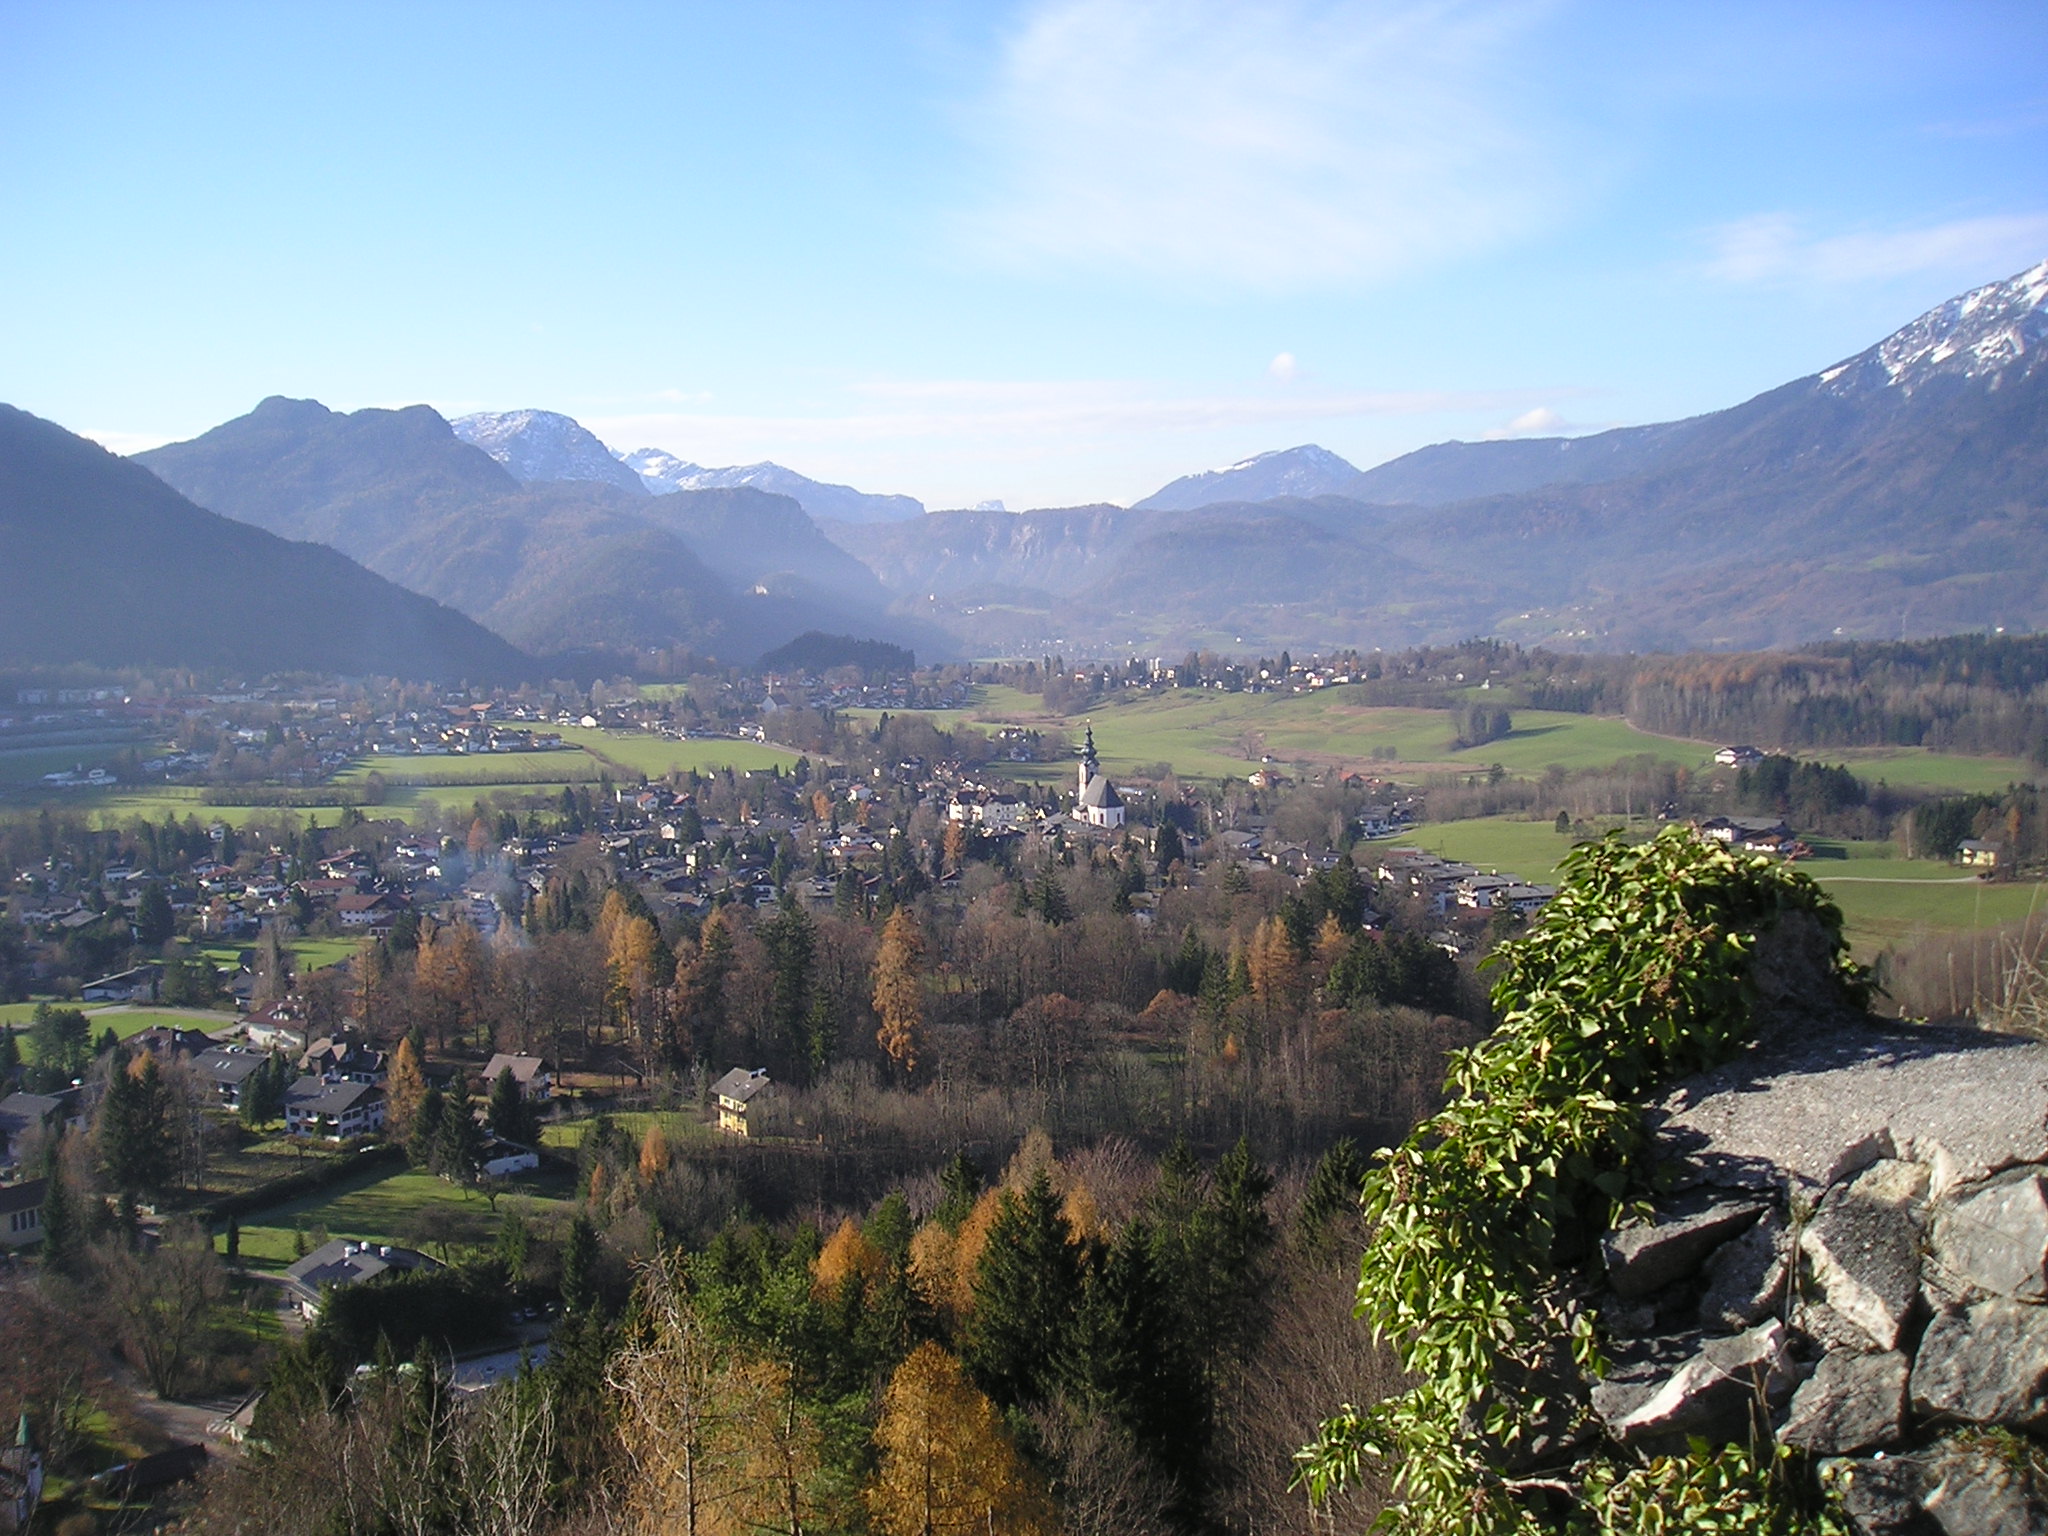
(712, 1067, 772, 1136)
(284, 1078, 386, 1141)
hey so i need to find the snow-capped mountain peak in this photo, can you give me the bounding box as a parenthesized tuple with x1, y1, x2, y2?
(619, 449, 924, 523)
(1820, 257, 2048, 397)
(450, 409, 648, 495)
(1132, 443, 1362, 512)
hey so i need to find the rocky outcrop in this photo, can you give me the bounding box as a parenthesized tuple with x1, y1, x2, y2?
(1575, 1017, 2048, 1533)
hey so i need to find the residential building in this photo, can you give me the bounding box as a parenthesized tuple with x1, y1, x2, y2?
(284, 1078, 386, 1140)
(0, 1179, 45, 1249)
(282, 1237, 437, 1318)
(712, 1067, 771, 1136)
(1958, 839, 2005, 870)
(480, 1053, 552, 1101)
(191, 1047, 269, 1109)
(81, 964, 162, 1003)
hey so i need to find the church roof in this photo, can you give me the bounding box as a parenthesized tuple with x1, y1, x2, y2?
(1079, 772, 1122, 809)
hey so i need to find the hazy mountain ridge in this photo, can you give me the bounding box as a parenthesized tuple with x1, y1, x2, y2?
(0, 405, 529, 679)
(843, 259, 2048, 654)
(622, 448, 925, 524)
(1133, 444, 1363, 511)
(139, 399, 936, 663)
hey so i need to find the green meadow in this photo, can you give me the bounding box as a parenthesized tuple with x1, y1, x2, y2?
(222, 1162, 578, 1271)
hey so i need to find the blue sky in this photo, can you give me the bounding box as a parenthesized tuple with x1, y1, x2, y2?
(4, 0, 2045, 509)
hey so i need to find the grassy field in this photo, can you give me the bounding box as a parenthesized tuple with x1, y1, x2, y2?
(3, 1002, 233, 1058)
(541, 1107, 714, 1153)
(224, 1162, 579, 1271)
(1387, 814, 2047, 957)
(1829, 749, 2041, 794)
(952, 686, 1718, 783)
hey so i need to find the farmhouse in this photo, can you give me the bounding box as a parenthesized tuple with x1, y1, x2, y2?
(712, 1067, 772, 1136)
(1958, 839, 2004, 870)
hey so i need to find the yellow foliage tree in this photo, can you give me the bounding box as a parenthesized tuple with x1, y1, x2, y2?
(384, 1035, 426, 1141)
(812, 1217, 885, 1300)
(638, 1122, 671, 1185)
(414, 920, 484, 1051)
(868, 1342, 1054, 1536)
(872, 907, 926, 1077)
(1246, 914, 1304, 1013)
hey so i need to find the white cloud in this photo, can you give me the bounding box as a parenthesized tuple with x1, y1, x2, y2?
(584, 373, 1577, 507)
(957, 0, 1568, 288)
(1481, 405, 1568, 439)
(1268, 351, 1300, 381)
(1704, 212, 2048, 287)
(80, 428, 172, 455)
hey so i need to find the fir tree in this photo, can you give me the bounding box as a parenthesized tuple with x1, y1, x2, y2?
(37, 1136, 79, 1275)
(408, 1085, 447, 1168)
(1153, 817, 1184, 874)
(1297, 1137, 1367, 1251)
(98, 1053, 169, 1197)
(561, 1214, 600, 1315)
(961, 1170, 1082, 1408)
(487, 1065, 535, 1144)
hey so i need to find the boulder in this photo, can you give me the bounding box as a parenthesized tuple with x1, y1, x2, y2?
(1591, 1321, 1794, 1453)
(1828, 1452, 1944, 1536)
(1602, 1191, 1765, 1300)
(1921, 1445, 2048, 1536)
(1911, 1300, 2048, 1428)
(1698, 1207, 1790, 1330)
(1930, 1172, 2048, 1302)
(1649, 1024, 2048, 1200)
(1778, 1349, 1909, 1455)
(1801, 1184, 1922, 1351)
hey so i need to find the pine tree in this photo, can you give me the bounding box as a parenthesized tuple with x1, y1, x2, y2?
(760, 898, 818, 1077)
(37, 1135, 79, 1275)
(98, 1052, 169, 1197)
(0, 1023, 19, 1080)
(1153, 817, 1184, 875)
(934, 1153, 984, 1231)
(1297, 1137, 1367, 1250)
(961, 1169, 1082, 1408)
(408, 1085, 446, 1168)
(432, 1096, 482, 1181)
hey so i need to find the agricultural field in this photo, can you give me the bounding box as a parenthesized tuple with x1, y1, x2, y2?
(1828, 748, 2040, 795)
(551, 723, 800, 778)
(223, 1161, 578, 1271)
(2, 1001, 233, 1059)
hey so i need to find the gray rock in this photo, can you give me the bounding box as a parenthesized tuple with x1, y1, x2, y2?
(1778, 1349, 1909, 1454)
(1923, 1446, 2048, 1536)
(1911, 1300, 2048, 1427)
(1795, 1298, 1893, 1356)
(1829, 1453, 1944, 1536)
(1801, 1187, 1922, 1351)
(1603, 1191, 1765, 1299)
(1931, 1172, 2048, 1302)
(1648, 1024, 2048, 1201)
(1592, 1321, 1794, 1452)
(1855, 1159, 1933, 1210)
(1699, 1207, 1790, 1330)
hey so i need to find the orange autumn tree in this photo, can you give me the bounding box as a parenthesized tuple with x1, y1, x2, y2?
(868, 1342, 1053, 1536)
(872, 907, 926, 1078)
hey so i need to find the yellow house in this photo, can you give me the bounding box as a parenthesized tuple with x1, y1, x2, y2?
(1958, 839, 2004, 870)
(712, 1067, 771, 1136)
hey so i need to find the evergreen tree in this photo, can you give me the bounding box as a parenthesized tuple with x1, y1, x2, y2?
(37, 1135, 79, 1275)
(134, 882, 175, 947)
(432, 1096, 483, 1181)
(0, 1024, 17, 1081)
(487, 1065, 534, 1144)
(934, 1153, 983, 1231)
(760, 898, 819, 1077)
(1153, 817, 1184, 874)
(98, 1053, 170, 1197)
(961, 1170, 1082, 1408)
(1297, 1137, 1368, 1250)
(1063, 1218, 1199, 1473)
(561, 1214, 600, 1315)
(408, 1085, 447, 1168)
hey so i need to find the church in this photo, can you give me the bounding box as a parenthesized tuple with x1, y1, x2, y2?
(1072, 725, 1125, 830)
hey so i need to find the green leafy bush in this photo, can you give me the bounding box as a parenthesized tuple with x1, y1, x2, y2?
(1297, 828, 1865, 1534)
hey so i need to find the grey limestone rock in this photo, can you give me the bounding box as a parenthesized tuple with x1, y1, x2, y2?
(1801, 1184, 1923, 1351)
(1830, 1452, 1944, 1536)
(1591, 1321, 1794, 1452)
(1911, 1299, 2048, 1428)
(1778, 1349, 1909, 1455)
(1602, 1191, 1765, 1300)
(1699, 1206, 1790, 1330)
(1648, 1024, 2048, 1201)
(1922, 1446, 2048, 1536)
(1931, 1171, 2048, 1302)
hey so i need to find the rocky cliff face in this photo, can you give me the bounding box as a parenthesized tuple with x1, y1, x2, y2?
(1581, 1015, 2048, 1531)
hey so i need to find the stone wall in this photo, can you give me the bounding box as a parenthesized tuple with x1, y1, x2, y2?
(1579, 1018, 2048, 1532)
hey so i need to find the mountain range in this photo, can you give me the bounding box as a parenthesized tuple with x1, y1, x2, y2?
(138, 399, 934, 666)
(10, 259, 2043, 679)
(0, 405, 526, 680)
(831, 257, 2048, 654)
